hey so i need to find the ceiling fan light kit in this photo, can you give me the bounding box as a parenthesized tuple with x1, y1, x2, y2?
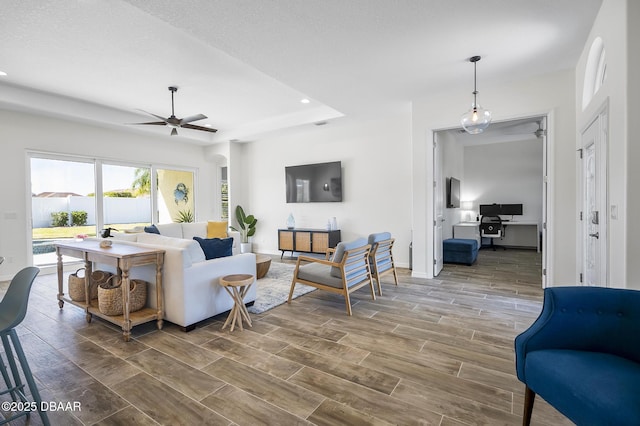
(131, 86, 218, 136)
(460, 55, 492, 135)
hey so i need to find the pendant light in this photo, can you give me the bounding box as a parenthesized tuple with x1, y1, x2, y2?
(460, 55, 491, 134)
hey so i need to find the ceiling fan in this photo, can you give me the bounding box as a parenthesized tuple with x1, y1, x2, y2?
(132, 86, 217, 136)
(500, 120, 546, 138)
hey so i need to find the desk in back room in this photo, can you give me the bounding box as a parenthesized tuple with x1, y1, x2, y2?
(453, 221, 540, 252)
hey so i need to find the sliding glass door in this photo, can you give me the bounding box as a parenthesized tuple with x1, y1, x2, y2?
(30, 154, 196, 266)
(102, 163, 152, 233)
(30, 156, 96, 265)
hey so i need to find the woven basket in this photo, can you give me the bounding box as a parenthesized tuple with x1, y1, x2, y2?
(68, 268, 102, 302)
(97, 276, 147, 316)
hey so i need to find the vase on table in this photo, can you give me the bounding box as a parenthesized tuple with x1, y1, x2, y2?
(286, 213, 295, 229)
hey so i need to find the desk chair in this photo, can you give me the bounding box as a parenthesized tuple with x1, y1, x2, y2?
(480, 216, 506, 251)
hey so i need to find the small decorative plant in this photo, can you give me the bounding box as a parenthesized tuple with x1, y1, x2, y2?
(175, 209, 194, 223)
(230, 205, 257, 243)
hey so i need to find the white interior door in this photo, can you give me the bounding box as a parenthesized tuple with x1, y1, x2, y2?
(433, 136, 444, 276)
(580, 108, 608, 286)
(540, 117, 548, 287)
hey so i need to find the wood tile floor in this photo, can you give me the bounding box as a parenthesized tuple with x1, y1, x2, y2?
(1, 249, 573, 425)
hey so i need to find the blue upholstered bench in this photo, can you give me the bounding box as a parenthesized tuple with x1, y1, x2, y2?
(443, 238, 478, 265)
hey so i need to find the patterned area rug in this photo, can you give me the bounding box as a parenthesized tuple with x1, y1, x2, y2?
(247, 261, 316, 314)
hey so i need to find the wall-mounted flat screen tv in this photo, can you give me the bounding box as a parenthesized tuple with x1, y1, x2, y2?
(286, 161, 342, 203)
(446, 177, 460, 208)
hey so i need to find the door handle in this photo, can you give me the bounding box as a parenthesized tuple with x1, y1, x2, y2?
(589, 232, 599, 239)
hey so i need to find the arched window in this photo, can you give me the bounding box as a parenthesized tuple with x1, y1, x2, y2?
(582, 37, 607, 110)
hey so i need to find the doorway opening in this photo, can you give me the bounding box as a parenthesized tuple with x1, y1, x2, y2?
(433, 115, 549, 286)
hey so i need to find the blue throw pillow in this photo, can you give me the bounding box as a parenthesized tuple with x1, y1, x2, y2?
(144, 224, 160, 234)
(193, 237, 233, 260)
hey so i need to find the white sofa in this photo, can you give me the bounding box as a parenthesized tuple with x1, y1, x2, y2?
(107, 222, 257, 330)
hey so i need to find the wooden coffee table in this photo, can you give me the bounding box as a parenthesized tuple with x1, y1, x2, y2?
(219, 274, 254, 332)
(255, 254, 272, 279)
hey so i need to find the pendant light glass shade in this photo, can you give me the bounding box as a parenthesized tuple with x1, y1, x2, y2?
(461, 101, 491, 134)
(461, 56, 491, 134)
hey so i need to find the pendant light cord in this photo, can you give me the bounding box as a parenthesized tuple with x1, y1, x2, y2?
(473, 58, 478, 108)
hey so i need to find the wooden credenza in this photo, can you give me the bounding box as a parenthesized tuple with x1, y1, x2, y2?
(278, 228, 341, 258)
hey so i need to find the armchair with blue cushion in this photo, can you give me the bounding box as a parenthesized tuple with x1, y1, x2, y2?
(287, 238, 376, 315)
(367, 232, 398, 296)
(514, 286, 640, 425)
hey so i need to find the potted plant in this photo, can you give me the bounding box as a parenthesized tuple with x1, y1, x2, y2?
(230, 205, 257, 253)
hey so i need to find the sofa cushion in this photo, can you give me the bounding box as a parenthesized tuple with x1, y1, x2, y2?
(298, 263, 345, 289)
(181, 222, 207, 240)
(144, 224, 160, 234)
(112, 232, 139, 242)
(193, 237, 233, 260)
(154, 223, 183, 238)
(207, 221, 228, 238)
(525, 349, 640, 425)
(137, 233, 206, 266)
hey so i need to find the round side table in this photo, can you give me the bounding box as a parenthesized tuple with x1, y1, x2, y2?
(255, 254, 272, 279)
(219, 274, 254, 332)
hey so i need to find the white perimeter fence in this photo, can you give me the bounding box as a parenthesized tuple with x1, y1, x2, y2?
(32, 196, 151, 228)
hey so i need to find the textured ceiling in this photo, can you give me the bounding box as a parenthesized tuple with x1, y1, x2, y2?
(0, 0, 602, 144)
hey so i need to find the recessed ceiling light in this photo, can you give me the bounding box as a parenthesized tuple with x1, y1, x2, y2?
(0, 71, 7, 77)
(204, 124, 212, 127)
(300, 98, 310, 104)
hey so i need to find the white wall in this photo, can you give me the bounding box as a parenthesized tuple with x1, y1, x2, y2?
(0, 109, 218, 280)
(440, 132, 464, 238)
(575, 0, 635, 288)
(463, 139, 543, 222)
(627, 1, 640, 287)
(412, 69, 576, 283)
(235, 111, 413, 267)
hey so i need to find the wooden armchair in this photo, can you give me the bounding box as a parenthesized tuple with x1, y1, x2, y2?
(367, 232, 398, 296)
(287, 238, 375, 315)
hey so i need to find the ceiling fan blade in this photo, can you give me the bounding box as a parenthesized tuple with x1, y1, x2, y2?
(129, 121, 167, 126)
(181, 123, 218, 133)
(137, 109, 168, 122)
(499, 121, 540, 135)
(180, 114, 207, 125)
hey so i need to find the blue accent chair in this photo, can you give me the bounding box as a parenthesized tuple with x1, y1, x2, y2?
(515, 286, 640, 425)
